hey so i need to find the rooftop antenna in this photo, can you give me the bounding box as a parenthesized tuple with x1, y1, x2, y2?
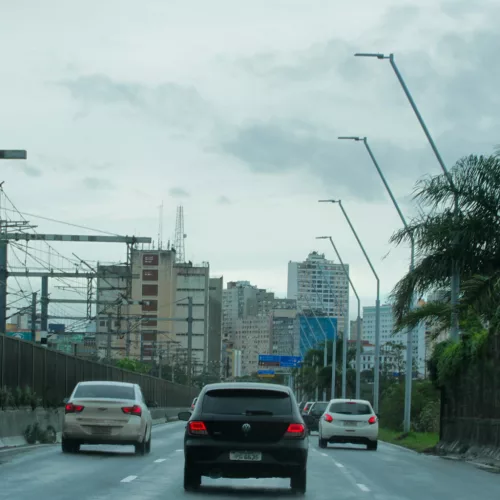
(158, 201, 164, 250)
(174, 205, 186, 263)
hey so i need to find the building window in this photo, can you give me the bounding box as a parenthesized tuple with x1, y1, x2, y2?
(142, 284, 158, 296)
(142, 332, 157, 342)
(143, 269, 158, 281)
(142, 300, 158, 312)
(143, 254, 159, 266)
(141, 315, 157, 327)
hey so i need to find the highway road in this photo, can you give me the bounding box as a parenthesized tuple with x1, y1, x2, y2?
(0, 421, 498, 499)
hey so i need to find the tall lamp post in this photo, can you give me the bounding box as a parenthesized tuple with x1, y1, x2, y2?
(317, 235, 362, 399)
(338, 135, 415, 431)
(319, 199, 382, 412)
(354, 52, 460, 343)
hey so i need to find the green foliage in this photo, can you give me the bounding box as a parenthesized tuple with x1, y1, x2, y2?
(23, 423, 57, 444)
(115, 358, 151, 374)
(0, 386, 40, 410)
(380, 380, 440, 433)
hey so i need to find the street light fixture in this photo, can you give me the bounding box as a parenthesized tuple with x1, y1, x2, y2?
(0, 150, 27, 160)
(338, 135, 415, 432)
(319, 199, 382, 413)
(317, 235, 362, 399)
(354, 51, 460, 343)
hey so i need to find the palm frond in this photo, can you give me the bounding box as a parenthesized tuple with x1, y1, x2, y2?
(393, 301, 451, 333)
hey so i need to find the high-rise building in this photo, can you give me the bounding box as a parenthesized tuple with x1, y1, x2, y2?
(271, 299, 299, 356)
(208, 277, 223, 367)
(362, 303, 426, 377)
(234, 316, 272, 376)
(350, 318, 363, 341)
(287, 251, 349, 336)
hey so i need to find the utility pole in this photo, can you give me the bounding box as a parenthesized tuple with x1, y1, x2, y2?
(31, 292, 37, 342)
(41, 276, 49, 332)
(106, 313, 112, 361)
(187, 296, 193, 387)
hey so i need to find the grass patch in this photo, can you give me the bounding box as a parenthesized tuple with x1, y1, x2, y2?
(379, 428, 439, 453)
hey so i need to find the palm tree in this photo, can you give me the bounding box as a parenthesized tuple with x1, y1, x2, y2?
(390, 153, 500, 332)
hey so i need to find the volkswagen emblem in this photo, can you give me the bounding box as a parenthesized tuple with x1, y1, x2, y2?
(242, 423, 251, 433)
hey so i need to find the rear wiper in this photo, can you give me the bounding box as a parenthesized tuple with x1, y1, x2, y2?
(244, 409, 274, 416)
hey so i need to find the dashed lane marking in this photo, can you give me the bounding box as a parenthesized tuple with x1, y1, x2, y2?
(321, 452, 328, 457)
(175, 449, 183, 452)
(154, 458, 167, 463)
(334, 462, 345, 468)
(121, 476, 138, 483)
(357, 483, 370, 492)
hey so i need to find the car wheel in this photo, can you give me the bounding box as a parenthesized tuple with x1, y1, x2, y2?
(184, 463, 201, 490)
(135, 432, 147, 456)
(61, 437, 79, 453)
(318, 437, 327, 449)
(290, 468, 306, 494)
(145, 432, 152, 454)
(367, 440, 378, 451)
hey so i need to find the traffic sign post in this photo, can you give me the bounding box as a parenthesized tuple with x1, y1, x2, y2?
(0, 150, 27, 160)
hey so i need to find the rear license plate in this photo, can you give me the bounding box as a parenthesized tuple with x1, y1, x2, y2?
(343, 421, 358, 427)
(91, 426, 112, 435)
(229, 451, 262, 461)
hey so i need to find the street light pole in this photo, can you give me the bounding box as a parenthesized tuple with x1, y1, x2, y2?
(354, 52, 460, 343)
(319, 199, 382, 412)
(317, 236, 362, 399)
(338, 135, 415, 431)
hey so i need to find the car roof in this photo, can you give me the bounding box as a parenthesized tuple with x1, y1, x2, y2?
(76, 381, 136, 388)
(328, 398, 372, 405)
(201, 382, 291, 394)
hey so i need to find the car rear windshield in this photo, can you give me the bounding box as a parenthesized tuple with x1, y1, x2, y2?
(202, 389, 292, 415)
(311, 402, 328, 414)
(73, 384, 135, 400)
(329, 402, 372, 415)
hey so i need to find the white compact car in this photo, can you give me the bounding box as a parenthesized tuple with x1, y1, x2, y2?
(62, 381, 153, 455)
(318, 398, 378, 450)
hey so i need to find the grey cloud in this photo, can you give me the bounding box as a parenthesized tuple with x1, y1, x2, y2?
(58, 74, 213, 131)
(169, 187, 190, 198)
(19, 164, 42, 177)
(217, 195, 231, 205)
(82, 177, 114, 190)
(221, 119, 439, 200)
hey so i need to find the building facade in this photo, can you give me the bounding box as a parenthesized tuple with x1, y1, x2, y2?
(287, 251, 349, 337)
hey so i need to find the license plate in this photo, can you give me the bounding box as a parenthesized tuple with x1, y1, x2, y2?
(343, 421, 358, 427)
(229, 451, 262, 461)
(91, 426, 112, 435)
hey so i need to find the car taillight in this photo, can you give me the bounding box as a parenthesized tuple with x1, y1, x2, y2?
(188, 421, 208, 436)
(324, 413, 333, 423)
(368, 415, 377, 425)
(284, 423, 306, 438)
(65, 403, 84, 414)
(122, 405, 142, 416)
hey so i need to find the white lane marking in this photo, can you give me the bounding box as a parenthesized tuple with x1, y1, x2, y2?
(121, 475, 138, 483)
(154, 458, 167, 463)
(321, 452, 328, 457)
(175, 449, 183, 452)
(334, 462, 344, 468)
(357, 483, 370, 492)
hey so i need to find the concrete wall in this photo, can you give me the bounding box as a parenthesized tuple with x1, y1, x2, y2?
(0, 406, 187, 448)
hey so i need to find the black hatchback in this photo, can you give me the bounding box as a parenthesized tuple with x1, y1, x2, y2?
(178, 382, 308, 493)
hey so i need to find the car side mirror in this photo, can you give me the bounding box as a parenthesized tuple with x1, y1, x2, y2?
(178, 411, 191, 421)
(63, 398, 69, 404)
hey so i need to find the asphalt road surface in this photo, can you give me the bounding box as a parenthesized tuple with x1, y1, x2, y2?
(0, 421, 498, 499)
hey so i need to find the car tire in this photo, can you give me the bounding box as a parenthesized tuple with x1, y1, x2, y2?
(318, 437, 327, 449)
(61, 437, 79, 453)
(290, 468, 307, 494)
(184, 463, 201, 490)
(367, 440, 378, 451)
(135, 432, 147, 456)
(145, 432, 152, 454)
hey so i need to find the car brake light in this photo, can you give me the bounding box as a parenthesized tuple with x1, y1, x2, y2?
(324, 413, 333, 423)
(65, 403, 84, 414)
(368, 415, 377, 425)
(285, 423, 305, 438)
(122, 405, 142, 416)
(188, 421, 208, 436)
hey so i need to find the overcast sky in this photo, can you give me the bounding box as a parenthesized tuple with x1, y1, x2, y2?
(1, 0, 499, 320)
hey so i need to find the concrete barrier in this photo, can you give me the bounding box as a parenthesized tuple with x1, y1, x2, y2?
(0, 407, 187, 449)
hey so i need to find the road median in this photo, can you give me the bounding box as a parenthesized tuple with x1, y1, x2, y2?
(379, 428, 439, 453)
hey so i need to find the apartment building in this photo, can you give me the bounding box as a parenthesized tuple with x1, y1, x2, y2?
(271, 298, 299, 357)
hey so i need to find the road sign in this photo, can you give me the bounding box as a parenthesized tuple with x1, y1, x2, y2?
(279, 355, 302, 368)
(0, 150, 27, 160)
(257, 369, 275, 377)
